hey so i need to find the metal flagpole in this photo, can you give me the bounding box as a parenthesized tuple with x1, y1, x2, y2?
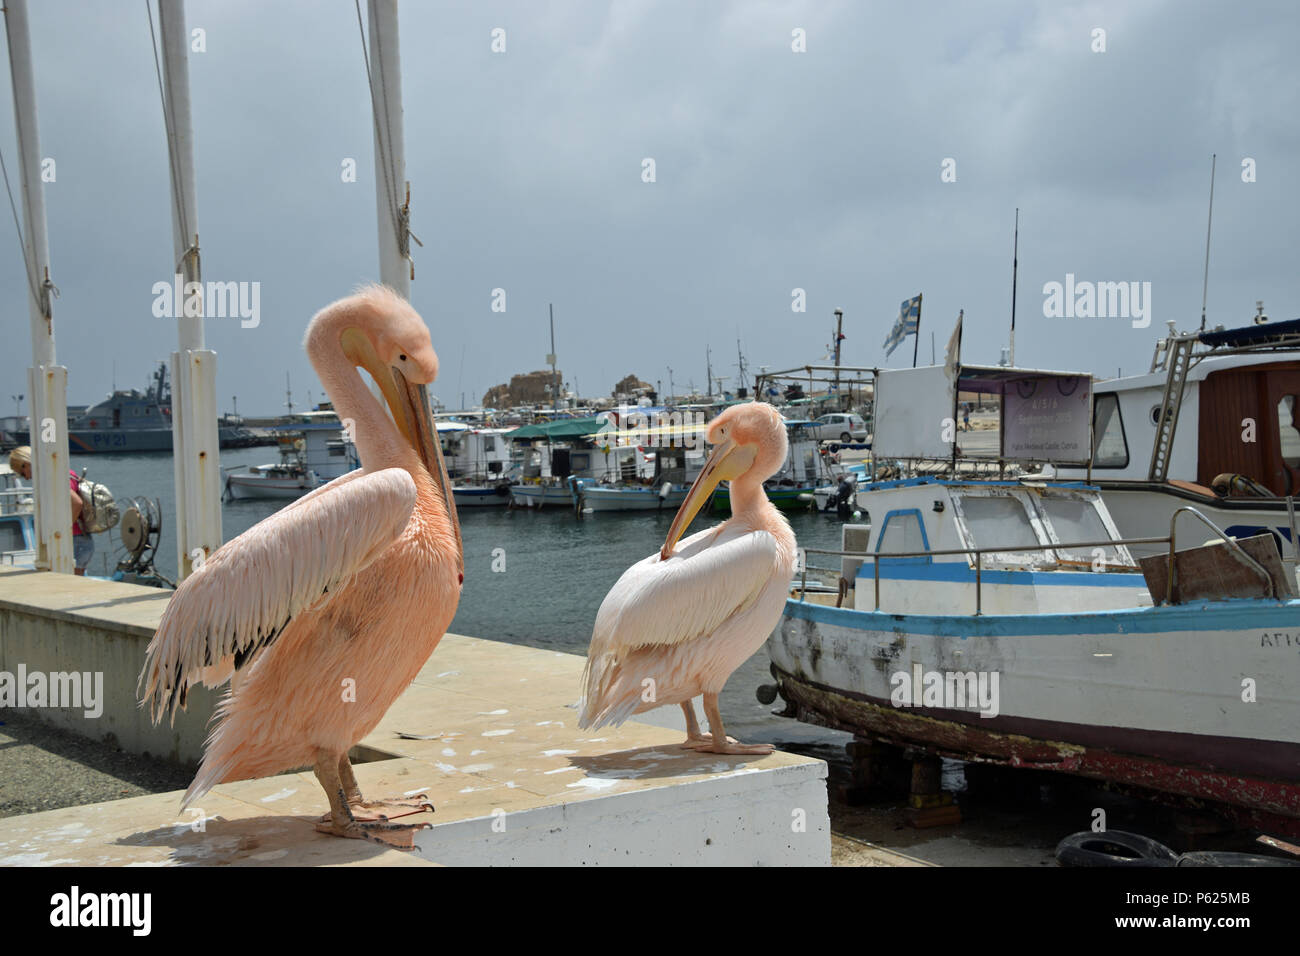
(912, 294, 922, 368)
(1010, 208, 1019, 367)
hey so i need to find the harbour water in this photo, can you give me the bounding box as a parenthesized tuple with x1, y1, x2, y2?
(66, 449, 851, 747)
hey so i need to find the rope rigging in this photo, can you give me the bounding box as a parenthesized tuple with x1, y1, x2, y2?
(353, 0, 420, 279)
(146, 0, 199, 283)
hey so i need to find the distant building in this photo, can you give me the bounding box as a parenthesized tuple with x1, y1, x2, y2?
(613, 374, 653, 403)
(482, 369, 563, 408)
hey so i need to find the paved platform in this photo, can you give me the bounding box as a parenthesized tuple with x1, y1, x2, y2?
(0, 574, 830, 865)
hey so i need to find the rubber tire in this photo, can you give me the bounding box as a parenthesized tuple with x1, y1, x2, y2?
(1055, 830, 1180, 867)
(841, 432, 852, 443)
(1177, 851, 1300, 867)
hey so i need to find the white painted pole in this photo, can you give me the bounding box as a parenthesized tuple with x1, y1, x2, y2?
(367, 0, 409, 299)
(5, 0, 73, 574)
(158, 0, 221, 580)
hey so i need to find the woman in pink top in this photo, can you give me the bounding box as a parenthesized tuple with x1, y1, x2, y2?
(7, 445, 93, 575)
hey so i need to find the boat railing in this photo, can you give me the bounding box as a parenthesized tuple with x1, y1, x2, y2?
(0, 485, 34, 517)
(796, 506, 1279, 614)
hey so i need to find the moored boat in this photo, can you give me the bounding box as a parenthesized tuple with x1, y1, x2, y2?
(223, 421, 357, 501)
(766, 362, 1300, 830)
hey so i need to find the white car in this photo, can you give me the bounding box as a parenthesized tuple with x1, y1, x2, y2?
(809, 413, 868, 443)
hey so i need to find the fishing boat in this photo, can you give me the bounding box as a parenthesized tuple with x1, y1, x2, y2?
(1053, 313, 1300, 559)
(0, 463, 35, 566)
(439, 422, 518, 508)
(766, 364, 1300, 831)
(506, 416, 624, 509)
(576, 416, 702, 513)
(223, 421, 358, 500)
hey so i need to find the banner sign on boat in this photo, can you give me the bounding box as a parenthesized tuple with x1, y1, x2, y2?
(1001, 375, 1091, 464)
(873, 366, 956, 460)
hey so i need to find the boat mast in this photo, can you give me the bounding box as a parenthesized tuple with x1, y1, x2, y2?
(832, 309, 844, 407)
(548, 303, 559, 411)
(1199, 154, 1216, 333)
(156, 0, 222, 581)
(736, 337, 747, 397)
(4, 0, 73, 573)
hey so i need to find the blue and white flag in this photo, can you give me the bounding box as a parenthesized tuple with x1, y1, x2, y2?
(884, 294, 921, 358)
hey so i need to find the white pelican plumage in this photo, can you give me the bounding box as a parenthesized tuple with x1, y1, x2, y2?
(578, 402, 797, 754)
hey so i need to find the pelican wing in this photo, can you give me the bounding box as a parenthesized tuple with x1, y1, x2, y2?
(590, 522, 780, 657)
(140, 467, 416, 722)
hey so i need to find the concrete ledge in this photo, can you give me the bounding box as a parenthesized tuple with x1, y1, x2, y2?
(0, 568, 831, 865)
(0, 568, 215, 763)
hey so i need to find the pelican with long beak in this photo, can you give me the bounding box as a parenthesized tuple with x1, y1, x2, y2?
(579, 402, 797, 754)
(140, 285, 463, 848)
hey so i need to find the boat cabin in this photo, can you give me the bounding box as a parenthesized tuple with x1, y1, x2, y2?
(827, 478, 1146, 615)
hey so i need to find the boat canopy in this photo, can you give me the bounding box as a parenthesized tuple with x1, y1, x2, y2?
(1198, 316, 1300, 349)
(504, 417, 608, 440)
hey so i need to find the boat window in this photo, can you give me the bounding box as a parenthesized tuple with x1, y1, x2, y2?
(958, 494, 1041, 551)
(1038, 496, 1123, 564)
(0, 520, 23, 551)
(483, 436, 496, 453)
(1092, 394, 1128, 467)
(1277, 396, 1300, 468)
(876, 511, 926, 558)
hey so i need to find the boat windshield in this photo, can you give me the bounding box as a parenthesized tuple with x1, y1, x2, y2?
(1038, 496, 1126, 565)
(959, 495, 1039, 550)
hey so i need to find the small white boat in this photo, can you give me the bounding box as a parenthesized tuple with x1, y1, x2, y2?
(0, 463, 35, 567)
(452, 479, 514, 508)
(224, 421, 358, 501)
(224, 462, 320, 500)
(580, 482, 688, 512)
(509, 477, 589, 509)
(576, 428, 701, 513)
(505, 416, 624, 509)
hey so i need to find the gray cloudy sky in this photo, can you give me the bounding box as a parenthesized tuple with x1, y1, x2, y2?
(2, 0, 1297, 415)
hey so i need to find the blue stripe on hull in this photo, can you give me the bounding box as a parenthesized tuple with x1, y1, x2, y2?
(785, 595, 1300, 637)
(864, 562, 1145, 588)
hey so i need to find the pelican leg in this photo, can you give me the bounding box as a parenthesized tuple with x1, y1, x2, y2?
(683, 693, 774, 756)
(679, 699, 736, 748)
(313, 751, 430, 850)
(328, 753, 436, 822)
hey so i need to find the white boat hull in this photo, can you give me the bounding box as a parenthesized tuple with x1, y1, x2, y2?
(579, 486, 688, 512)
(509, 483, 582, 508)
(453, 485, 512, 507)
(224, 473, 320, 500)
(768, 596, 1300, 826)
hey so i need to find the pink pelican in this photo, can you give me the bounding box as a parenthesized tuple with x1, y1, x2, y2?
(579, 402, 797, 754)
(140, 286, 463, 848)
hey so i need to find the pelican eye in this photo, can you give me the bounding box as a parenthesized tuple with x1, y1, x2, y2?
(399, 353, 408, 362)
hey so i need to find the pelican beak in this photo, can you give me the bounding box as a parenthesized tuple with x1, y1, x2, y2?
(391, 365, 463, 568)
(660, 436, 756, 560)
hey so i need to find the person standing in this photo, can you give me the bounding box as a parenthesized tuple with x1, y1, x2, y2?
(7, 445, 93, 575)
